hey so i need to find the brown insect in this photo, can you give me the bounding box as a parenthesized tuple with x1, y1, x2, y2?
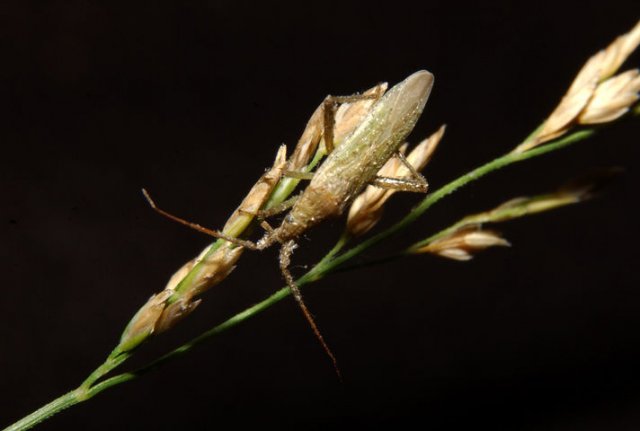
(144, 70, 434, 376)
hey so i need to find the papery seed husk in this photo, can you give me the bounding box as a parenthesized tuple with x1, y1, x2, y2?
(155, 297, 202, 334)
(579, 70, 640, 124)
(463, 231, 510, 248)
(516, 21, 640, 151)
(600, 20, 640, 79)
(223, 145, 287, 234)
(119, 290, 173, 351)
(437, 248, 473, 261)
(164, 259, 196, 292)
(186, 244, 244, 298)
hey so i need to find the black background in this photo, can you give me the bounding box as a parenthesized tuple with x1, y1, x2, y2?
(2, 2, 640, 430)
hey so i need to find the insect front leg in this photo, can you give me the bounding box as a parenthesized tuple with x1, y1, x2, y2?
(288, 83, 385, 172)
(252, 195, 299, 219)
(278, 240, 341, 379)
(236, 194, 300, 221)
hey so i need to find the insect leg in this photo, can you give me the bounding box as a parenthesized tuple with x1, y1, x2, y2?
(369, 175, 429, 193)
(395, 150, 427, 184)
(323, 93, 380, 154)
(369, 151, 429, 193)
(283, 170, 315, 180)
(255, 195, 299, 219)
(279, 240, 342, 379)
(238, 195, 300, 220)
(258, 219, 275, 234)
(142, 189, 261, 250)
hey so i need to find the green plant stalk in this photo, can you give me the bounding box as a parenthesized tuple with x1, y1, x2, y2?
(325, 129, 594, 271)
(3, 128, 595, 431)
(4, 390, 81, 431)
(116, 129, 597, 375)
(2, 239, 347, 431)
(408, 193, 580, 251)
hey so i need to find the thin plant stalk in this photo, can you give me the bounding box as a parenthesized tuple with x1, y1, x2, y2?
(3, 127, 595, 431)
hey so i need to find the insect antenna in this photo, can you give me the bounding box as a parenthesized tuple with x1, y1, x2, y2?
(142, 188, 260, 250)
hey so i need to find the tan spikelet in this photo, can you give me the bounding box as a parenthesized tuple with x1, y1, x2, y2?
(119, 290, 174, 351)
(223, 145, 287, 235)
(514, 20, 640, 153)
(579, 69, 640, 124)
(415, 228, 509, 261)
(409, 171, 608, 260)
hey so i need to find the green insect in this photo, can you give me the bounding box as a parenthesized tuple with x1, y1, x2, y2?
(145, 70, 434, 376)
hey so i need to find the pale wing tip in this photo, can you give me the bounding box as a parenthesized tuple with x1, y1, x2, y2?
(406, 69, 435, 93)
(396, 70, 434, 107)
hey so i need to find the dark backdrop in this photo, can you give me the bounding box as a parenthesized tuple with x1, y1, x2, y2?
(2, 2, 640, 430)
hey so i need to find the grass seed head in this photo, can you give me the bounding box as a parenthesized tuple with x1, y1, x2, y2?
(408, 170, 610, 259)
(415, 228, 509, 261)
(514, 20, 640, 152)
(578, 69, 640, 124)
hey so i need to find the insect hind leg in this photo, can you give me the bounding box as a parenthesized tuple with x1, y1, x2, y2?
(279, 240, 342, 379)
(370, 151, 429, 193)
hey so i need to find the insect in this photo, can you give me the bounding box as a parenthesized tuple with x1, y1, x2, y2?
(144, 70, 434, 376)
